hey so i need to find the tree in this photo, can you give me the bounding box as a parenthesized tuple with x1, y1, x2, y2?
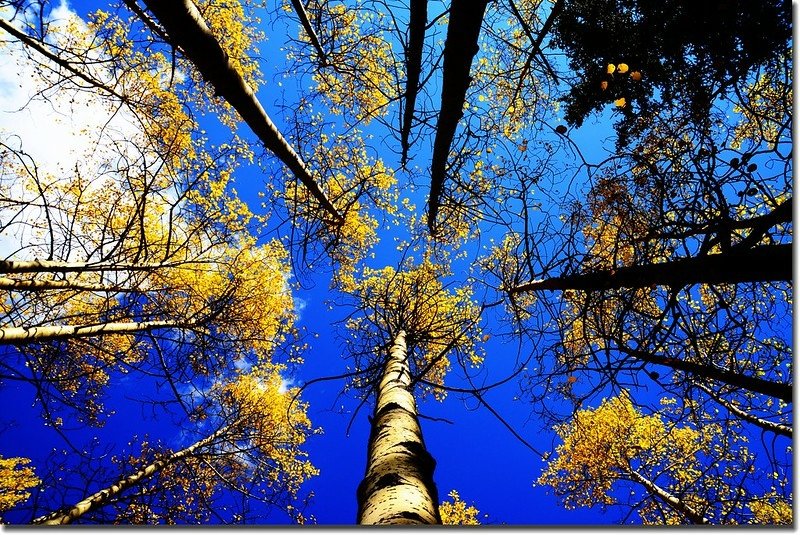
(344, 258, 483, 524)
(0, 4, 298, 425)
(1, 0, 793, 525)
(553, 0, 791, 144)
(137, 0, 343, 223)
(427, 0, 489, 234)
(356, 330, 439, 524)
(31, 365, 317, 524)
(538, 391, 785, 524)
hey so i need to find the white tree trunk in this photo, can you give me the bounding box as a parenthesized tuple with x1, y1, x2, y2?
(32, 424, 232, 524)
(627, 467, 709, 524)
(0, 320, 186, 344)
(357, 330, 441, 524)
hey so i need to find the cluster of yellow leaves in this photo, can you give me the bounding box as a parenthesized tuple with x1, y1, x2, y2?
(195, 0, 263, 91)
(284, 132, 397, 290)
(88, 10, 197, 168)
(310, 2, 396, 123)
(150, 238, 295, 358)
(559, 179, 660, 367)
(538, 392, 713, 511)
(0, 456, 39, 520)
(220, 364, 319, 495)
(470, 0, 549, 141)
(348, 259, 483, 399)
(732, 55, 791, 150)
(440, 490, 480, 525)
(748, 493, 793, 525)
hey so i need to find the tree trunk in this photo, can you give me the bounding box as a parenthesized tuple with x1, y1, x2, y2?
(510, 244, 791, 294)
(627, 467, 710, 524)
(0, 277, 141, 293)
(0, 259, 183, 274)
(140, 0, 342, 224)
(0, 320, 187, 344)
(427, 0, 489, 234)
(400, 0, 427, 166)
(32, 424, 232, 525)
(356, 330, 441, 524)
(620, 345, 792, 403)
(289, 0, 327, 64)
(692, 381, 791, 438)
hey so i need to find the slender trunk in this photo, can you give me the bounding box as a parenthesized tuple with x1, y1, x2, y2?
(0, 259, 187, 274)
(427, 0, 489, 234)
(356, 330, 441, 524)
(692, 381, 792, 438)
(0, 277, 143, 293)
(0, 319, 187, 344)
(289, 0, 327, 64)
(32, 424, 232, 525)
(140, 0, 342, 224)
(400, 0, 427, 166)
(510, 244, 791, 295)
(627, 467, 710, 524)
(620, 345, 792, 403)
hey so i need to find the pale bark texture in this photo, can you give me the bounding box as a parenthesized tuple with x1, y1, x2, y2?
(693, 381, 791, 438)
(0, 277, 139, 293)
(627, 467, 710, 525)
(0, 259, 185, 274)
(32, 423, 231, 525)
(356, 330, 441, 524)
(140, 0, 342, 223)
(0, 320, 184, 344)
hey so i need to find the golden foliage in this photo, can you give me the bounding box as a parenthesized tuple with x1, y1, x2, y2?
(732, 56, 792, 150)
(440, 490, 480, 525)
(220, 365, 319, 495)
(0, 456, 40, 519)
(748, 493, 793, 525)
(347, 259, 483, 399)
(538, 392, 713, 512)
(309, 2, 397, 123)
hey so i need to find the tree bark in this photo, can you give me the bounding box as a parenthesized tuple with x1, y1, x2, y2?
(0, 320, 187, 344)
(140, 0, 342, 223)
(427, 0, 489, 234)
(32, 424, 232, 525)
(0, 259, 187, 274)
(0, 277, 142, 293)
(692, 381, 792, 438)
(510, 244, 791, 294)
(627, 467, 710, 524)
(620, 345, 792, 403)
(289, 0, 327, 64)
(356, 330, 441, 524)
(400, 0, 427, 166)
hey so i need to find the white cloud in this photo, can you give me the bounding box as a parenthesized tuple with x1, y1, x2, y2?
(0, 3, 169, 262)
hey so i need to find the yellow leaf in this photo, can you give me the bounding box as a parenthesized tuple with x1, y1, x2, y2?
(614, 97, 626, 108)
(606, 63, 616, 75)
(617, 63, 629, 74)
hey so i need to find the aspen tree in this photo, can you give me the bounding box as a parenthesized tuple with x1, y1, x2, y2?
(346, 259, 483, 524)
(32, 366, 316, 524)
